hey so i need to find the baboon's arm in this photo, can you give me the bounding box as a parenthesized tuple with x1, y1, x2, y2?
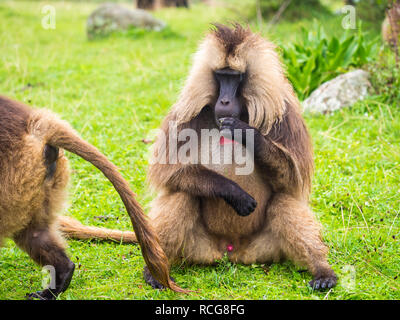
(254, 134, 301, 194)
(166, 164, 257, 216)
(168, 164, 241, 197)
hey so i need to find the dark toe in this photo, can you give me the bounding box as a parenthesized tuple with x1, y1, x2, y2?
(309, 275, 337, 291)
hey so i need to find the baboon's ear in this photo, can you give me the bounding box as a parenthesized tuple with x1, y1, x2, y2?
(43, 144, 59, 179)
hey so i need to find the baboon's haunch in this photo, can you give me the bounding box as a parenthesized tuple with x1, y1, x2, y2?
(0, 96, 184, 299)
(61, 24, 337, 291)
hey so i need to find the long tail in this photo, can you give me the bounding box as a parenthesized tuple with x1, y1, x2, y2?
(58, 216, 138, 243)
(27, 109, 187, 293)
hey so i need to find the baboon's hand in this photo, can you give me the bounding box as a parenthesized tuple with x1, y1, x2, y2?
(221, 185, 257, 216)
(219, 117, 257, 146)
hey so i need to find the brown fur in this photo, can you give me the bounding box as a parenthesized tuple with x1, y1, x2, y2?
(213, 23, 251, 56)
(59, 216, 137, 243)
(0, 96, 185, 297)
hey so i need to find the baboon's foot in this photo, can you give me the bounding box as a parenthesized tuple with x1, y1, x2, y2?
(309, 270, 337, 290)
(26, 261, 75, 300)
(26, 289, 58, 300)
(143, 266, 175, 290)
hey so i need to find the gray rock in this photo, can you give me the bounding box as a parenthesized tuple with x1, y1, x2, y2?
(302, 70, 371, 114)
(87, 3, 166, 39)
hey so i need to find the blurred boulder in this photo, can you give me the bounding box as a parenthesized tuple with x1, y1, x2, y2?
(87, 3, 166, 39)
(302, 70, 371, 114)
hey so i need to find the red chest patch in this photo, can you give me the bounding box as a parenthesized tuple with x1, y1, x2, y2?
(219, 136, 238, 145)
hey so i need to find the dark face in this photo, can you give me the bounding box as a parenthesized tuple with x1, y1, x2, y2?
(213, 68, 246, 127)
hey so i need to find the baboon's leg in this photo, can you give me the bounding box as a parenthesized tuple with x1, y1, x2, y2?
(13, 224, 75, 300)
(266, 193, 337, 290)
(234, 193, 336, 289)
(144, 192, 223, 289)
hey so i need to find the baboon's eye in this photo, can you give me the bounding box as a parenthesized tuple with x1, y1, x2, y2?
(43, 144, 59, 180)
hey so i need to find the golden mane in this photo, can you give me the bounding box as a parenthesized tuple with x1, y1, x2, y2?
(171, 24, 300, 135)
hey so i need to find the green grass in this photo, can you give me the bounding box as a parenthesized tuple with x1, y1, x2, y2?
(0, 1, 399, 300)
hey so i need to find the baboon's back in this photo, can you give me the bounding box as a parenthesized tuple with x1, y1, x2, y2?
(0, 96, 30, 158)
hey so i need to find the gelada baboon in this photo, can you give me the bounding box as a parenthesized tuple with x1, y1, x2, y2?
(61, 24, 337, 291)
(144, 24, 337, 290)
(0, 96, 184, 299)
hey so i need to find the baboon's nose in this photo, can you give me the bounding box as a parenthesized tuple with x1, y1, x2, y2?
(220, 98, 230, 106)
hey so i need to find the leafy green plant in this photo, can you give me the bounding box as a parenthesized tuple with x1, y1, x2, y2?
(282, 24, 379, 100)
